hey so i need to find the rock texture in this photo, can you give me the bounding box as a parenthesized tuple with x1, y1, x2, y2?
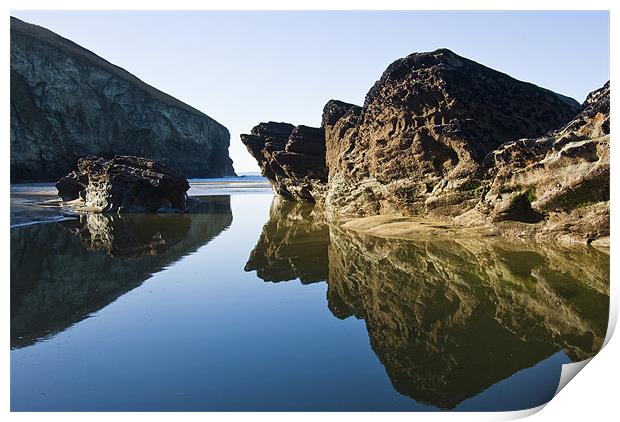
(241, 122, 327, 201)
(243, 198, 609, 409)
(56, 155, 191, 213)
(55, 170, 88, 201)
(11, 17, 235, 182)
(457, 82, 610, 243)
(11, 196, 232, 348)
(323, 49, 581, 217)
(241, 48, 609, 243)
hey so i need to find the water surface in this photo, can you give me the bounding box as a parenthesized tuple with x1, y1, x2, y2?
(10, 188, 609, 411)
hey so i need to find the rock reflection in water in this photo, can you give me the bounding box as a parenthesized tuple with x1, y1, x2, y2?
(245, 198, 609, 409)
(244, 197, 329, 284)
(11, 195, 232, 349)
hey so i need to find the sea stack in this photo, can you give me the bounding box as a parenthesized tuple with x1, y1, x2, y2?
(10, 17, 235, 182)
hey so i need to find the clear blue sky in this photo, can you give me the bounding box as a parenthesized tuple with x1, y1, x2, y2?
(12, 11, 610, 173)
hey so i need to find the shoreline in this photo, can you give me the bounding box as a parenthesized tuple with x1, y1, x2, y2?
(10, 177, 272, 228)
(12, 183, 610, 253)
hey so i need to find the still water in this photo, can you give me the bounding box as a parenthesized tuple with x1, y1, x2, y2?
(10, 191, 609, 411)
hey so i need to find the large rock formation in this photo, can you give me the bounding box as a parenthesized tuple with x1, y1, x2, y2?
(241, 122, 327, 201)
(11, 17, 235, 182)
(457, 82, 610, 243)
(323, 49, 580, 217)
(11, 195, 232, 348)
(56, 155, 191, 213)
(241, 49, 609, 243)
(243, 198, 609, 409)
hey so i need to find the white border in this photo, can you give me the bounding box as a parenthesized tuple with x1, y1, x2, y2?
(2, 1, 617, 421)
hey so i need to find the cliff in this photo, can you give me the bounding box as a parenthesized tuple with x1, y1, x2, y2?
(10, 17, 235, 181)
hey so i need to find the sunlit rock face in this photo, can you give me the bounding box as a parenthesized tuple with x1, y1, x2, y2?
(327, 228, 608, 408)
(10, 196, 232, 348)
(244, 198, 328, 283)
(244, 198, 609, 409)
(321, 48, 580, 218)
(460, 82, 610, 243)
(10, 17, 234, 182)
(240, 49, 609, 243)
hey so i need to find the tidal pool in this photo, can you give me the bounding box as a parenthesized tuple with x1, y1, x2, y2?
(10, 190, 609, 411)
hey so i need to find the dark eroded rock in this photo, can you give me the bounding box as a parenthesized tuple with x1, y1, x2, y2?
(241, 122, 327, 202)
(55, 171, 88, 201)
(323, 49, 581, 217)
(57, 155, 191, 213)
(240, 49, 609, 243)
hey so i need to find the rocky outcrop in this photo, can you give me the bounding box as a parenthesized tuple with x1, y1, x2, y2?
(241, 49, 609, 243)
(455, 82, 610, 243)
(243, 199, 609, 409)
(56, 155, 191, 213)
(11, 196, 233, 348)
(10, 17, 235, 182)
(241, 122, 327, 201)
(323, 49, 581, 217)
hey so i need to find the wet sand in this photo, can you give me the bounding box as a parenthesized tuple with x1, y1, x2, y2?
(341, 214, 610, 251)
(341, 214, 499, 240)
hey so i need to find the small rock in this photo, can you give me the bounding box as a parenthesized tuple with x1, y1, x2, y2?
(56, 155, 190, 213)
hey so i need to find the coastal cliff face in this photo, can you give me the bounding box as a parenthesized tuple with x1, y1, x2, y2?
(241, 122, 327, 201)
(241, 48, 609, 243)
(10, 17, 235, 182)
